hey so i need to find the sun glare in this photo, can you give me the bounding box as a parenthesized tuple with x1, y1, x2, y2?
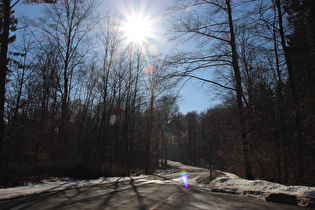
(123, 14, 152, 44)
(111, 0, 165, 74)
(111, 0, 164, 46)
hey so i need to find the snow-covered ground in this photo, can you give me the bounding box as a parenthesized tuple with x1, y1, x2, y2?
(167, 160, 315, 208)
(0, 176, 147, 200)
(211, 171, 314, 197)
(211, 171, 315, 208)
(0, 161, 314, 208)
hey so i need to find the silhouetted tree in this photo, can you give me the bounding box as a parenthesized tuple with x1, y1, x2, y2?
(168, 0, 253, 179)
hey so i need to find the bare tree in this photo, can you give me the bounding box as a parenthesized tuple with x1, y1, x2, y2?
(156, 95, 178, 169)
(168, 0, 253, 179)
(94, 13, 124, 172)
(142, 55, 177, 174)
(32, 0, 98, 159)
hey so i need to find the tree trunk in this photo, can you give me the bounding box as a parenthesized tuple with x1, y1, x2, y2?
(226, 0, 253, 179)
(145, 96, 154, 174)
(275, 0, 304, 184)
(0, 0, 11, 185)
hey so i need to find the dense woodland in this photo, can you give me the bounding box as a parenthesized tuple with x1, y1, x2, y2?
(0, 0, 314, 187)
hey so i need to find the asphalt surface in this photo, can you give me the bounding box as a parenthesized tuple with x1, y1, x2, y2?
(0, 169, 308, 209)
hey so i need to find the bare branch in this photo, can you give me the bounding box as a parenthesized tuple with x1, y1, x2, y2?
(171, 73, 235, 91)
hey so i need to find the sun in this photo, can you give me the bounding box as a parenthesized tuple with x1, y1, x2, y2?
(122, 14, 152, 44)
(111, 0, 164, 45)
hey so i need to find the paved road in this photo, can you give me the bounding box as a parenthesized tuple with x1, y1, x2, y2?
(0, 170, 307, 210)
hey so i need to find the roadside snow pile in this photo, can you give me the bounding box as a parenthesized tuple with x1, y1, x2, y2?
(0, 176, 147, 200)
(211, 172, 315, 208)
(166, 161, 315, 207)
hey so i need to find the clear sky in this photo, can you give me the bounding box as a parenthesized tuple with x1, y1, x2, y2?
(14, 0, 220, 114)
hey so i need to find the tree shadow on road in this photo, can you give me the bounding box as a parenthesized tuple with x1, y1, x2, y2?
(0, 177, 142, 209)
(129, 177, 147, 210)
(98, 176, 149, 209)
(0, 175, 186, 209)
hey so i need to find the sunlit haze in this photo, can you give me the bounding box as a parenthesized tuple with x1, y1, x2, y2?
(122, 14, 152, 44)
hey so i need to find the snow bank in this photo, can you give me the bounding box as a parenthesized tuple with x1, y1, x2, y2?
(0, 176, 147, 200)
(168, 161, 315, 207)
(211, 172, 315, 208)
(1, 160, 314, 208)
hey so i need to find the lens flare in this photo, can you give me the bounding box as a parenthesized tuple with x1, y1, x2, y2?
(180, 169, 189, 189)
(109, 115, 117, 125)
(145, 65, 156, 74)
(148, 44, 160, 56)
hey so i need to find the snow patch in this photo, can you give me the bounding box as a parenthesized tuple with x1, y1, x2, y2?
(211, 176, 315, 197)
(0, 176, 147, 200)
(211, 175, 315, 207)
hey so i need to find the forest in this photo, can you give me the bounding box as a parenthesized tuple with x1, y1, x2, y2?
(0, 0, 314, 187)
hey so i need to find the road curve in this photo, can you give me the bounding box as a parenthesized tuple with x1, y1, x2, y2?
(0, 171, 307, 210)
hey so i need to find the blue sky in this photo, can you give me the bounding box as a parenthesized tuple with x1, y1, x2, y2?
(13, 0, 220, 114)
